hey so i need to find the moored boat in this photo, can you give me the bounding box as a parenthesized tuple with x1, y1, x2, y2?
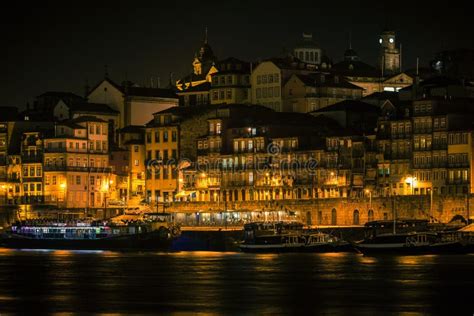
(355, 220, 464, 255)
(239, 221, 349, 253)
(0, 213, 180, 251)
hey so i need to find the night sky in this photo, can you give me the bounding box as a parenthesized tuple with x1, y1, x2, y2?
(1, 0, 472, 108)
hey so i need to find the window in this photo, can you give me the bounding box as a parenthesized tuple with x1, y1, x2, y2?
(134, 159, 139, 166)
(89, 125, 94, 134)
(52, 176, 57, 185)
(256, 88, 261, 98)
(147, 151, 151, 160)
(212, 91, 218, 100)
(219, 90, 225, 99)
(76, 175, 81, 185)
(172, 149, 177, 160)
(96, 125, 100, 135)
(163, 150, 169, 162)
(90, 176, 95, 185)
(274, 74, 279, 83)
(36, 183, 42, 192)
(163, 167, 169, 179)
(134, 146, 139, 152)
(257, 75, 261, 84)
(172, 131, 177, 142)
(163, 131, 169, 142)
(146, 132, 151, 143)
(155, 150, 160, 160)
(226, 89, 232, 99)
(274, 87, 280, 97)
(154, 132, 160, 142)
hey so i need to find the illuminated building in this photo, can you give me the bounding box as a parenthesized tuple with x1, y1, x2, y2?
(87, 77, 179, 129)
(175, 30, 218, 106)
(378, 29, 401, 75)
(210, 57, 251, 105)
(43, 116, 112, 209)
(251, 57, 314, 112)
(145, 105, 217, 204)
(283, 73, 363, 113)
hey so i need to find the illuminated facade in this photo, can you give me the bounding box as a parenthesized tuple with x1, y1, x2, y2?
(283, 73, 363, 113)
(43, 117, 113, 209)
(210, 57, 251, 105)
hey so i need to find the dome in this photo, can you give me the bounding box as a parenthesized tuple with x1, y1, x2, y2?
(344, 48, 359, 61)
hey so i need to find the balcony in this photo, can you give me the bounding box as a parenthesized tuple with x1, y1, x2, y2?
(43, 165, 113, 173)
(23, 177, 43, 182)
(21, 154, 43, 163)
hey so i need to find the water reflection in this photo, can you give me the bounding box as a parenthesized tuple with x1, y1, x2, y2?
(0, 249, 472, 314)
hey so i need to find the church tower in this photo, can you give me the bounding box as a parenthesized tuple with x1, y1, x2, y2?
(379, 30, 400, 75)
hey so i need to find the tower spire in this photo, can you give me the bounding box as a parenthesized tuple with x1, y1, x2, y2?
(204, 26, 208, 44)
(349, 30, 352, 49)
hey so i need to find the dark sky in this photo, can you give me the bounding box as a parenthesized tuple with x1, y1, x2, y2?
(1, 0, 473, 108)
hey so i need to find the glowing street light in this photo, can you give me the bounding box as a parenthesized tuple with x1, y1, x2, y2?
(365, 189, 372, 208)
(405, 176, 417, 195)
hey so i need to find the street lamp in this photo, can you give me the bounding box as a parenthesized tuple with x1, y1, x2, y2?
(427, 188, 433, 222)
(58, 183, 67, 209)
(405, 176, 417, 195)
(102, 179, 113, 220)
(365, 189, 372, 209)
(1, 185, 7, 205)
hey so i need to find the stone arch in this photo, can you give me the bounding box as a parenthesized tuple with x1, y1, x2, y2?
(368, 209, 374, 222)
(331, 208, 337, 225)
(450, 214, 467, 224)
(353, 209, 360, 225)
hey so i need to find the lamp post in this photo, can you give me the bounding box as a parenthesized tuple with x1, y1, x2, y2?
(1, 185, 7, 205)
(365, 189, 372, 209)
(405, 176, 417, 195)
(58, 183, 66, 209)
(102, 179, 113, 220)
(427, 187, 433, 222)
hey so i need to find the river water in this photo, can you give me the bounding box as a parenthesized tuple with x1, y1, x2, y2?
(0, 249, 472, 315)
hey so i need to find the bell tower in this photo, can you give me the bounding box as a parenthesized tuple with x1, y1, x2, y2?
(379, 30, 400, 75)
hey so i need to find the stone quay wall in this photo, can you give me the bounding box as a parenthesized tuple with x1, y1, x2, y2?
(167, 195, 472, 226)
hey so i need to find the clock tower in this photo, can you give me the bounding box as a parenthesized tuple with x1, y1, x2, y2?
(379, 30, 400, 75)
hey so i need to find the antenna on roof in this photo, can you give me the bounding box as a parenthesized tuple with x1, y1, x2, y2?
(349, 30, 352, 49)
(204, 26, 208, 44)
(399, 43, 402, 72)
(84, 78, 90, 99)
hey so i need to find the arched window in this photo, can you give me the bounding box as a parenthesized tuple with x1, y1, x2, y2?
(353, 210, 360, 225)
(331, 208, 337, 225)
(368, 209, 374, 222)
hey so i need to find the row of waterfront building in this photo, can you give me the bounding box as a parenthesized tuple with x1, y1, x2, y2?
(1, 29, 474, 225)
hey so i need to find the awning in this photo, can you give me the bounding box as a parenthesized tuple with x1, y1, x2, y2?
(175, 190, 196, 198)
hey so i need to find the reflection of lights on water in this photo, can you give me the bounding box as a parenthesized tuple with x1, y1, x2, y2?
(0, 247, 14, 254)
(397, 255, 437, 265)
(170, 251, 240, 257)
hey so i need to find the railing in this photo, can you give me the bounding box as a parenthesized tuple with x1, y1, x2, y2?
(21, 155, 43, 163)
(43, 165, 112, 173)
